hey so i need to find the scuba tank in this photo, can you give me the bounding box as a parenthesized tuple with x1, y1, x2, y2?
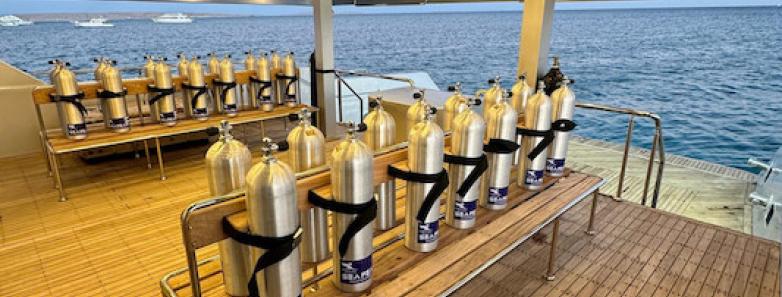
(150, 58, 177, 126)
(518, 81, 552, 191)
(405, 100, 444, 252)
(277, 51, 299, 108)
(269, 51, 282, 105)
(363, 96, 397, 230)
(245, 138, 301, 297)
(207, 52, 220, 113)
(143, 55, 156, 79)
(207, 52, 220, 75)
(480, 76, 502, 118)
(51, 61, 87, 140)
(48, 59, 62, 83)
(244, 50, 258, 110)
(255, 52, 274, 112)
(479, 89, 518, 210)
(445, 97, 485, 229)
(541, 56, 564, 96)
(216, 55, 238, 117)
(406, 90, 428, 133)
(511, 73, 533, 166)
(442, 82, 468, 132)
(184, 56, 209, 120)
(93, 58, 110, 129)
(286, 108, 330, 265)
(547, 76, 576, 177)
(330, 121, 374, 292)
(205, 121, 253, 297)
(176, 52, 189, 78)
(99, 60, 130, 133)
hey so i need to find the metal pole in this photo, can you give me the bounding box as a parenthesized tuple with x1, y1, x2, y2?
(34, 105, 52, 176)
(545, 218, 560, 281)
(52, 152, 66, 202)
(641, 131, 659, 206)
(155, 137, 166, 180)
(651, 126, 665, 208)
(143, 139, 152, 169)
(616, 115, 635, 201)
(586, 191, 598, 235)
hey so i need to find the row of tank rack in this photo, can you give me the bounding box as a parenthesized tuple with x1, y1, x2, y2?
(47, 50, 301, 139)
(201, 57, 576, 296)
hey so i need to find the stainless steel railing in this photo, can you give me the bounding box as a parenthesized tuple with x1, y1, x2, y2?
(576, 102, 666, 208)
(333, 69, 415, 123)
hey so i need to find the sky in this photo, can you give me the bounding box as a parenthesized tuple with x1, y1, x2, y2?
(0, 0, 780, 16)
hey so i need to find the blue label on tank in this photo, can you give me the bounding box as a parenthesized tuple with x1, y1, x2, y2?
(160, 112, 176, 123)
(454, 200, 477, 220)
(546, 159, 565, 175)
(340, 255, 372, 285)
(417, 220, 439, 243)
(193, 108, 208, 117)
(488, 187, 508, 205)
(224, 103, 237, 113)
(109, 117, 129, 129)
(66, 123, 87, 136)
(525, 170, 544, 186)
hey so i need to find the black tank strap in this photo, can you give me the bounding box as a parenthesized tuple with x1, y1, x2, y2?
(182, 83, 208, 107)
(96, 89, 127, 99)
(213, 80, 237, 104)
(517, 119, 577, 161)
(443, 154, 488, 198)
(307, 191, 377, 256)
(50, 92, 88, 116)
(387, 166, 449, 223)
(483, 139, 520, 154)
(276, 74, 298, 97)
(221, 218, 302, 297)
(313, 69, 336, 74)
(254, 81, 273, 103)
(147, 86, 175, 105)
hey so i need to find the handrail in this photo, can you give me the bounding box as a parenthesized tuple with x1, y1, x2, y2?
(576, 102, 666, 208)
(332, 69, 416, 123)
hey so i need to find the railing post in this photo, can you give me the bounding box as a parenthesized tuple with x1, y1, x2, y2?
(616, 115, 635, 201)
(641, 130, 659, 206)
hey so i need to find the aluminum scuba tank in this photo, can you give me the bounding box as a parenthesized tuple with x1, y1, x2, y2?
(363, 96, 397, 231)
(518, 81, 552, 191)
(207, 52, 220, 75)
(405, 100, 444, 253)
(277, 51, 299, 107)
(99, 61, 130, 133)
(143, 55, 156, 79)
(255, 52, 274, 112)
(93, 58, 110, 129)
(511, 73, 533, 166)
(406, 90, 428, 133)
(330, 122, 374, 292)
(445, 97, 485, 229)
(442, 82, 468, 132)
(269, 51, 282, 105)
(48, 59, 62, 83)
(245, 138, 301, 297)
(286, 108, 329, 264)
(217, 55, 238, 117)
(479, 89, 518, 210)
(244, 50, 258, 110)
(176, 53, 189, 78)
(547, 76, 576, 177)
(205, 120, 253, 297)
(151, 58, 177, 126)
(541, 56, 564, 96)
(481, 76, 502, 118)
(52, 61, 87, 140)
(185, 56, 209, 120)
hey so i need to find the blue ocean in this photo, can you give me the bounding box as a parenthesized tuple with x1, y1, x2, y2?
(1, 7, 780, 170)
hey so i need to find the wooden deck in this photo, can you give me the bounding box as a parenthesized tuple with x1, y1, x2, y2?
(454, 194, 780, 297)
(0, 122, 772, 296)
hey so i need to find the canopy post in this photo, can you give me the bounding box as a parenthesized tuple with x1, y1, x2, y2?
(313, 0, 338, 137)
(517, 0, 555, 87)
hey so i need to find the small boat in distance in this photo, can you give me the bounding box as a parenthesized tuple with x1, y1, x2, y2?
(152, 13, 193, 24)
(0, 15, 34, 27)
(73, 17, 114, 28)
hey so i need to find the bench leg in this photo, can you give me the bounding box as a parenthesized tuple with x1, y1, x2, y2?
(545, 218, 560, 281)
(155, 138, 166, 181)
(143, 140, 152, 169)
(51, 152, 66, 202)
(586, 190, 599, 236)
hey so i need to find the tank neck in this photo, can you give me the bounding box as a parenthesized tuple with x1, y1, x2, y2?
(260, 138, 278, 162)
(218, 120, 234, 142)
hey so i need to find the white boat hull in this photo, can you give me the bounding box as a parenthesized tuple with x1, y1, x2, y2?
(152, 18, 193, 24)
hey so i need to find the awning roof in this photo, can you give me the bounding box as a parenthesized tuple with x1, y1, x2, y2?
(113, 0, 605, 7)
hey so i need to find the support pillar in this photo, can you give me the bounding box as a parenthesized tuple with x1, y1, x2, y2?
(313, 0, 338, 137)
(517, 0, 556, 87)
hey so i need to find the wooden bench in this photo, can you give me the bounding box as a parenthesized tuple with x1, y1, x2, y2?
(161, 140, 605, 297)
(31, 69, 311, 201)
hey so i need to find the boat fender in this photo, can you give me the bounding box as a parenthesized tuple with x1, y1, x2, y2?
(516, 119, 577, 161)
(307, 191, 377, 256)
(50, 92, 88, 116)
(387, 165, 449, 223)
(221, 218, 302, 297)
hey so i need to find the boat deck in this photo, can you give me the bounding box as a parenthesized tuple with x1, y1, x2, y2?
(0, 122, 770, 296)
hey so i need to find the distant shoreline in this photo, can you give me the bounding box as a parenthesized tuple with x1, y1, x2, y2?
(6, 5, 780, 22)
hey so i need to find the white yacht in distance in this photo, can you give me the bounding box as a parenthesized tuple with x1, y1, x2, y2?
(152, 13, 193, 24)
(0, 15, 34, 27)
(73, 17, 114, 28)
